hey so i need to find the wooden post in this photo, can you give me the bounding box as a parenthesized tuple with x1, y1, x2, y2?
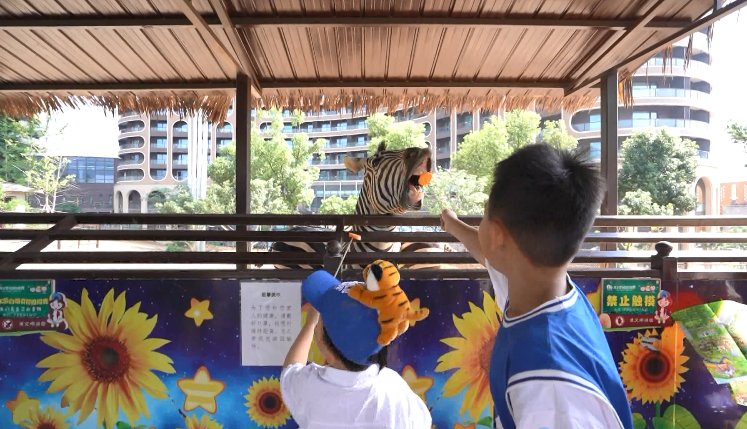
(235, 74, 251, 265)
(600, 69, 618, 216)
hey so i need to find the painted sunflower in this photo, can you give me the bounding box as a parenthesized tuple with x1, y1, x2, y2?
(301, 303, 325, 364)
(436, 291, 501, 420)
(245, 376, 291, 428)
(37, 288, 175, 428)
(182, 414, 223, 429)
(619, 326, 689, 404)
(19, 405, 70, 429)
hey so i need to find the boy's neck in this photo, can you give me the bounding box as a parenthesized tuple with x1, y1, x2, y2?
(503, 258, 570, 319)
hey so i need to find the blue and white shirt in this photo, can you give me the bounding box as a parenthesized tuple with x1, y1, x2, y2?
(487, 263, 633, 429)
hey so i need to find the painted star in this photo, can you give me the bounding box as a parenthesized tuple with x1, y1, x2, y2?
(400, 364, 434, 402)
(185, 298, 214, 327)
(6, 390, 40, 424)
(177, 366, 225, 413)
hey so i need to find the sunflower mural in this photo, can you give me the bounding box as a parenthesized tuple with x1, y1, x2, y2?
(436, 291, 501, 421)
(35, 288, 175, 429)
(180, 414, 223, 429)
(301, 303, 325, 364)
(245, 376, 291, 428)
(619, 325, 700, 428)
(6, 390, 70, 429)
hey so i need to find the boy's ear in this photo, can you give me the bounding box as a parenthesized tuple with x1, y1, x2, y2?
(486, 217, 508, 251)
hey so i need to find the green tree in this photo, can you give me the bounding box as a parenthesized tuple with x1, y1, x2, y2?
(505, 110, 541, 148)
(318, 195, 358, 214)
(367, 113, 427, 155)
(451, 115, 511, 180)
(727, 120, 747, 145)
(424, 169, 488, 215)
(452, 110, 572, 183)
(25, 153, 75, 213)
(158, 108, 323, 214)
(618, 190, 674, 216)
(0, 115, 44, 184)
(618, 130, 698, 215)
(540, 120, 578, 151)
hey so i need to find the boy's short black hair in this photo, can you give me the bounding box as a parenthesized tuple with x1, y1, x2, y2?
(487, 144, 603, 267)
(322, 326, 387, 371)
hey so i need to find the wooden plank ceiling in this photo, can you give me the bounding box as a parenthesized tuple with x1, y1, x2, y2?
(0, 0, 741, 119)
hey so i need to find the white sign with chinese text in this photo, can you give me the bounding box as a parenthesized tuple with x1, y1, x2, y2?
(240, 282, 301, 366)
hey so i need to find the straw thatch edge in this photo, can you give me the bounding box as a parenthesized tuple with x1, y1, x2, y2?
(256, 90, 599, 116)
(0, 91, 235, 123)
(0, 88, 601, 121)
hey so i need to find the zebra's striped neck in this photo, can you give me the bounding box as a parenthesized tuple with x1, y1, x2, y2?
(354, 194, 397, 251)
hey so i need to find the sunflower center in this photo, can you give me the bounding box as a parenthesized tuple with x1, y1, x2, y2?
(38, 423, 57, 429)
(639, 351, 671, 384)
(83, 336, 131, 383)
(258, 390, 282, 415)
(479, 336, 496, 372)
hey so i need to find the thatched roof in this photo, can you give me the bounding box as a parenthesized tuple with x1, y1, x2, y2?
(0, 0, 743, 121)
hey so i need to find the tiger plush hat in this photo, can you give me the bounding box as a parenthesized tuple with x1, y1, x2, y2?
(348, 260, 429, 345)
(300, 261, 430, 365)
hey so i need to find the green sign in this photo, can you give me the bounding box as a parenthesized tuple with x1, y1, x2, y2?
(601, 278, 669, 330)
(0, 279, 55, 334)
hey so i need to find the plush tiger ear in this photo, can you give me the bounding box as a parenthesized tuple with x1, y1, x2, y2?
(344, 156, 365, 173)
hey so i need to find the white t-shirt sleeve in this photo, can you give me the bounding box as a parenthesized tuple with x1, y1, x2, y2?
(279, 363, 307, 417)
(506, 379, 624, 429)
(485, 260, 509, 312)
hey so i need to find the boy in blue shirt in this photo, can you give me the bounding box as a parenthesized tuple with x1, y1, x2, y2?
(441, 144, 633, 429)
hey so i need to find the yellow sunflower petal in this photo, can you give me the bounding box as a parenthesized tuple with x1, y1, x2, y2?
(98, 289, 115, 331)
(39, 332, 84, 354)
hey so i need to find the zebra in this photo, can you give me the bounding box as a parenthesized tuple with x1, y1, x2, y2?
(270, 143, 433, 269)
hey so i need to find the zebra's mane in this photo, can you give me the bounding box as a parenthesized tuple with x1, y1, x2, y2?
(375, 141, 387, 155)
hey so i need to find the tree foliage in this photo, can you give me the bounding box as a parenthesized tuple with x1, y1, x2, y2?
(618, 190, 674, 216)
(25, 153, 75, 213)
(367, 113, 427, 155)
(618, 130, 698, 215)
(727, 120, 747, 145)
(452, 110, 577, 184)
(158, 109, 323, 214)
(0, 115, 44, 184)
(318, 195, 358, 214)
(424, 169, 488, 215)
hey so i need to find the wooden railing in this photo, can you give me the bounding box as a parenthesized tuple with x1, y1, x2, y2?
(1, 213, 746, 281)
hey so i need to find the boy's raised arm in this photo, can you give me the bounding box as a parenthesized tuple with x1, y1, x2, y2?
(440, 209, 484, 266)
(283, 306, 319, 367)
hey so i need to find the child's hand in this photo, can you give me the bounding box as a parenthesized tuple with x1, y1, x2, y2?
(440, 209, 458, 234)
(303, 304, 320, 327)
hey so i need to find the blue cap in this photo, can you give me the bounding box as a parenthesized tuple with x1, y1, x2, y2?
(302, 270, 383, 365)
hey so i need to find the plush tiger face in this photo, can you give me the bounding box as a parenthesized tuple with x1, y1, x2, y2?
(363, 258, 400, 291)
(344, 144, 432, 215)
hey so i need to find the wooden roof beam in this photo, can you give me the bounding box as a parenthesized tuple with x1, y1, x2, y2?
(0, 15, 691, 30)
(566, 0, 673, 85)
(207, 0, 261, 99)
(260, 79, 571, 89)
(175, 0, 261, 98)
(566, 0, 747, 96)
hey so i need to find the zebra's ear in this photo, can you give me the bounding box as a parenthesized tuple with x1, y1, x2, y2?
(344, 156, 365, 173)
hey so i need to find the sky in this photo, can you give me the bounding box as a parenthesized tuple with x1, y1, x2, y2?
(39, 10, 747, 159)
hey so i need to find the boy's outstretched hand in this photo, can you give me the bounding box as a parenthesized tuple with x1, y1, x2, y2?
(440, 208, 458, 234)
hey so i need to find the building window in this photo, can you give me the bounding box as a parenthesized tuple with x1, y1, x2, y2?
(173, 121, 188, 133)
(589, 142, 601, 161)
(151, 137, 167, 148)
(151, 121, 167, 131)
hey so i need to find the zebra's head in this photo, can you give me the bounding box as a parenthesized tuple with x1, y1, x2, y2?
(344, 144, 432, 215)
